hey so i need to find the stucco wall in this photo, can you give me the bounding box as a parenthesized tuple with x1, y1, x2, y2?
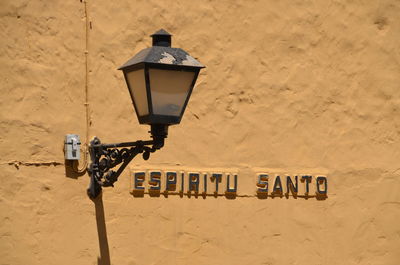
(1, 0, 400, 264)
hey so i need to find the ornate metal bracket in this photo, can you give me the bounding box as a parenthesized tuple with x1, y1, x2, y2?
(87, 137, 159, 199)
(86, 124, 168, 198)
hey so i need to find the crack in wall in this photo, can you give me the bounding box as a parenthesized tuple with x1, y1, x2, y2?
(1, 160, 64, 168)
(3, 2, 91, 171)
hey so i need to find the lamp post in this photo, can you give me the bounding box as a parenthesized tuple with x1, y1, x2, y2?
(87, 29, 205, 199)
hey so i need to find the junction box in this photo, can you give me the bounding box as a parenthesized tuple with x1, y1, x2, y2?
(64, 134, 81, 160)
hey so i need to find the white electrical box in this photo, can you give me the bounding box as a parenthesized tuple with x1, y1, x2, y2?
(64, 134, 81, 160)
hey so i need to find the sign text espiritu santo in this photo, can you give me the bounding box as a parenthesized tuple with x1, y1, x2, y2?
(130, 170, 328, 198)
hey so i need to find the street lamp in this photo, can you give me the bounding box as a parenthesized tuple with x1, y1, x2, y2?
(87, 29, 205, 198)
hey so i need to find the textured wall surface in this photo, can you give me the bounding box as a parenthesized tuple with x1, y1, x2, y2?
(1, 0, 400, 264)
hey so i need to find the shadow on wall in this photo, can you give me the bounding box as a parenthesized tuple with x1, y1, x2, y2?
(92, 193, 111, 265)
(64, 160, 87, 179)
(132, 189, 238, 200)
(256, 192, 328, 200)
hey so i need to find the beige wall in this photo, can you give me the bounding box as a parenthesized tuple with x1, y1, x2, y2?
(1, 0, 400, 264)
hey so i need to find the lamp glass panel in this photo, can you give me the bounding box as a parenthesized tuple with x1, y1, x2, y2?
(149, 69, 195, 117)
(126, 69, 149, 116)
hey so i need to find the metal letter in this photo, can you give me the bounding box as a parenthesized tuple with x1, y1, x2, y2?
(226, 174, 238, 193)
(189, 172, 200, 193)
(211, 173, 222, 193)
(316, 176, 328, 195)
(203, 173, 207, 194)
(257, 174, 268, 193)
(180, 172, 184, 193)
(286, 175, 298, 195)
(165, 171, 177, 191)
(134, 171, 145, 190)
(149, 171, 161, 190)
(273, 176, 283, 194)
(301, 175, 312, 194)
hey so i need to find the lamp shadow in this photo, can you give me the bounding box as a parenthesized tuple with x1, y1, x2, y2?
(92, 193, 111, 265)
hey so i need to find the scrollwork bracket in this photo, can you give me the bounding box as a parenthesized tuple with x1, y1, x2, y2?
(87, 137, 158, 199)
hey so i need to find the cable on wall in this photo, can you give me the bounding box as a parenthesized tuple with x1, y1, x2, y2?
(71, 0, 91, 173)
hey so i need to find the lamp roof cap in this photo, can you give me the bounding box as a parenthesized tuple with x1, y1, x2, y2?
(150, 29, 172, 37)
(118, 46, 205, 69)
(118, 30, 205, 70)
